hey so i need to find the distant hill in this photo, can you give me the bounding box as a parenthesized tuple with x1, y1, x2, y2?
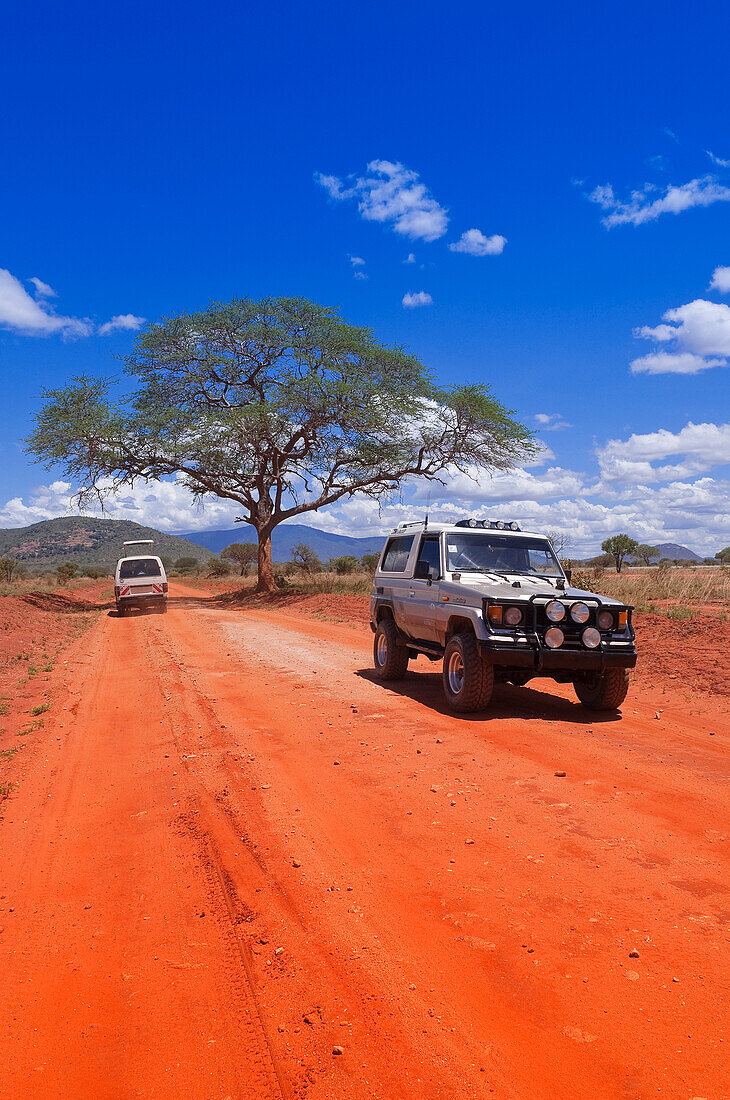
(653, 543, 702, 562)
(0, 518, 215, 571)
(581, 541, 703, 566)
(181, 523, 385, 562)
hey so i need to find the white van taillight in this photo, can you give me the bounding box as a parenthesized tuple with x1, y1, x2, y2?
(162, 581, 168, 594)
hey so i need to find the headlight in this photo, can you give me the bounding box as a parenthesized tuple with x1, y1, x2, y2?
(570, 602, 590, 624)
(582, 627, 601, 649)
(495, 520, 505, 529)
(597, 609, 614, 631)
(545, 627, 564, 648)
(467, 518, 477, 527)
(504, 606, 523, 626)
(545, 600, 566, 623)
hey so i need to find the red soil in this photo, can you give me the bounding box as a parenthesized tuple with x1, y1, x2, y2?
(0, 583, 728, 1098)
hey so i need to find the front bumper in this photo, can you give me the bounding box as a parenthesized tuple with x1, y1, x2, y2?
(479, 640, 636, 671)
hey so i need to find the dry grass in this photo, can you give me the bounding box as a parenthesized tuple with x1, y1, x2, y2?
(571, 566, 729, 617)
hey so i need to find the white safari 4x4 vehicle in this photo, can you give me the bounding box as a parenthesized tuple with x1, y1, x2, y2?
(114, 541, 168, 615)
(370, 519, 637, 713)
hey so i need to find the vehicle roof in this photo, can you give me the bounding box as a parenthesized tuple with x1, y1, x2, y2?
(388, 522, 549, 540)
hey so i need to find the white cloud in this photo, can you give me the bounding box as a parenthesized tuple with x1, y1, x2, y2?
(709, 266, 730, 293)
(630, 351, 726, 375)
(632, 297, 730, 373)
(315, 160, 449, 242)
(597, 422, 730, 484)
(0, 267, 144, 340)
(707, 151, 730, 168)
(0, 475, 242, 534)
(587, 175, 730, 228)
(448, 228, 507, 256)
(403, 253, 416, 264)
(534, 412, 572, 431)
(402, 291, 433, 308)
(349, 255, 365, 266)
(29, 276, 56, 298)
(0, 268, 93, 337)
(98, 314, 146, 336)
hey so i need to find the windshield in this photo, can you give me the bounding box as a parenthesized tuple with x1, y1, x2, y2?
(445, 534, 563, 577)
(119, 557, 162, 580)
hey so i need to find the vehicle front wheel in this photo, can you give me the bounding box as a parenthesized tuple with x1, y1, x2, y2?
(373, 619, 410, 680)
(574, 668, 630, 711)
(442, 632, 493, 713)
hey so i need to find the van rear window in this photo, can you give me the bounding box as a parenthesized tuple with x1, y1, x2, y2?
(119, 558, 161, 579)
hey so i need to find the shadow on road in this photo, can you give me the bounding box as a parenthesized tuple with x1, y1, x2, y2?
(22, 592, 113, 614)
(356, 667, 617, 724)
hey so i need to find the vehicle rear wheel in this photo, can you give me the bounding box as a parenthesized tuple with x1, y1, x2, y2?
(373, 619, 409, 680)
(442, 631, 493, 713)
(574, 667, 630, 710)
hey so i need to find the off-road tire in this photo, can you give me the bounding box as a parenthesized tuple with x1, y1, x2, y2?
(442, 631, 494, 713)
(373, 619, 410, 680)
(574, 667, 630, 710)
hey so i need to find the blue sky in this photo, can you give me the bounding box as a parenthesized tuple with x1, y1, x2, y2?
(1, 0, 729, 554)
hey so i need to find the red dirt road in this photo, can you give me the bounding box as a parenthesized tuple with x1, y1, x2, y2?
(1, 584, 728, 1099)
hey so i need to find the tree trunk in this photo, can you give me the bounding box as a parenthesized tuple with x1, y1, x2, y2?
(256, 527, 276, 593)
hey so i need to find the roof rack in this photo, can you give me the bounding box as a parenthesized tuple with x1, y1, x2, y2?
(123, 540, 154, 553)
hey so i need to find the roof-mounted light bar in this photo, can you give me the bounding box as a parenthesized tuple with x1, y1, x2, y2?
(455, 519, 521, 531)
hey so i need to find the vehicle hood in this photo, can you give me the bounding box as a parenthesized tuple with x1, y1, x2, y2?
(440, 574, 623, 606)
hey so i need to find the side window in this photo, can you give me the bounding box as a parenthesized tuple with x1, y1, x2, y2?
(417, 537, 441, 577)
(381, 535, 415, 572)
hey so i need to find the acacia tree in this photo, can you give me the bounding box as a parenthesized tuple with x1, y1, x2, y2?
(634, 543, 659, 566)
(291, 543, 322, 574)
(221, 542, 258, 576)
(601, 534, 639, 574)
(27, 297, 535, 593)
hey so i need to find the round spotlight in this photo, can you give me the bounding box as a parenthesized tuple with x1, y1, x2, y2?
(545, 599, 566, 623)
(570, 601, 590, 624)
(504, 606, 523, 626)
(467, 518, 477, 527)
(495, 520, 505, 529)
(545, 627, 564, 649)
(597, 609, 614, 631)
(508, 521, 519, 531)
(582, 627, 601, 649)
(479, 519, 490, 528)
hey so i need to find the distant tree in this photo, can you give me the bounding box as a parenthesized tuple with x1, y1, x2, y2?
(26, 297, 535, 593)
(159, 555, 173, 572)
(221, 542, 258, 576)
(291, 543, 322, 573)
(360, 552, 380, 573)
(174, 556, 199, 574)
(207, 557, 232, 577)
(57, 562, 78, 585)
(702, 557, 716, 565)
(0, 558, 19, 582)
(544, 529, 570, 558)
(329, 554, 359, 575)
(634, 543, 660, 566)
(715, 546, 730, 565)
(601, 534, 639, 574)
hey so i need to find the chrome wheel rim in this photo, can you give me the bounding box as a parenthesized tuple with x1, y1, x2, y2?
(376, 633, 388, 666)
(447, 650, 465, 694)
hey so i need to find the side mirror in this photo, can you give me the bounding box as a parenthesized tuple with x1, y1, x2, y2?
(414, 560, 431, 580)
(564, 568, 572, 584)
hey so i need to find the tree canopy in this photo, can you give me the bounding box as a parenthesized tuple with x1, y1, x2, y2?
(221, 542, 258, 576)
(27, 297, 535, 591)
(634, 543, 659, 566)
(601, 534, 639, 573)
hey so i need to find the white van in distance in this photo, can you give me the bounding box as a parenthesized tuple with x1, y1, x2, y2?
(114, 541, 168, 615)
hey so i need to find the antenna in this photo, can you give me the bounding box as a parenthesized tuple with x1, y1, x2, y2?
(424, 485, 431, 530)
